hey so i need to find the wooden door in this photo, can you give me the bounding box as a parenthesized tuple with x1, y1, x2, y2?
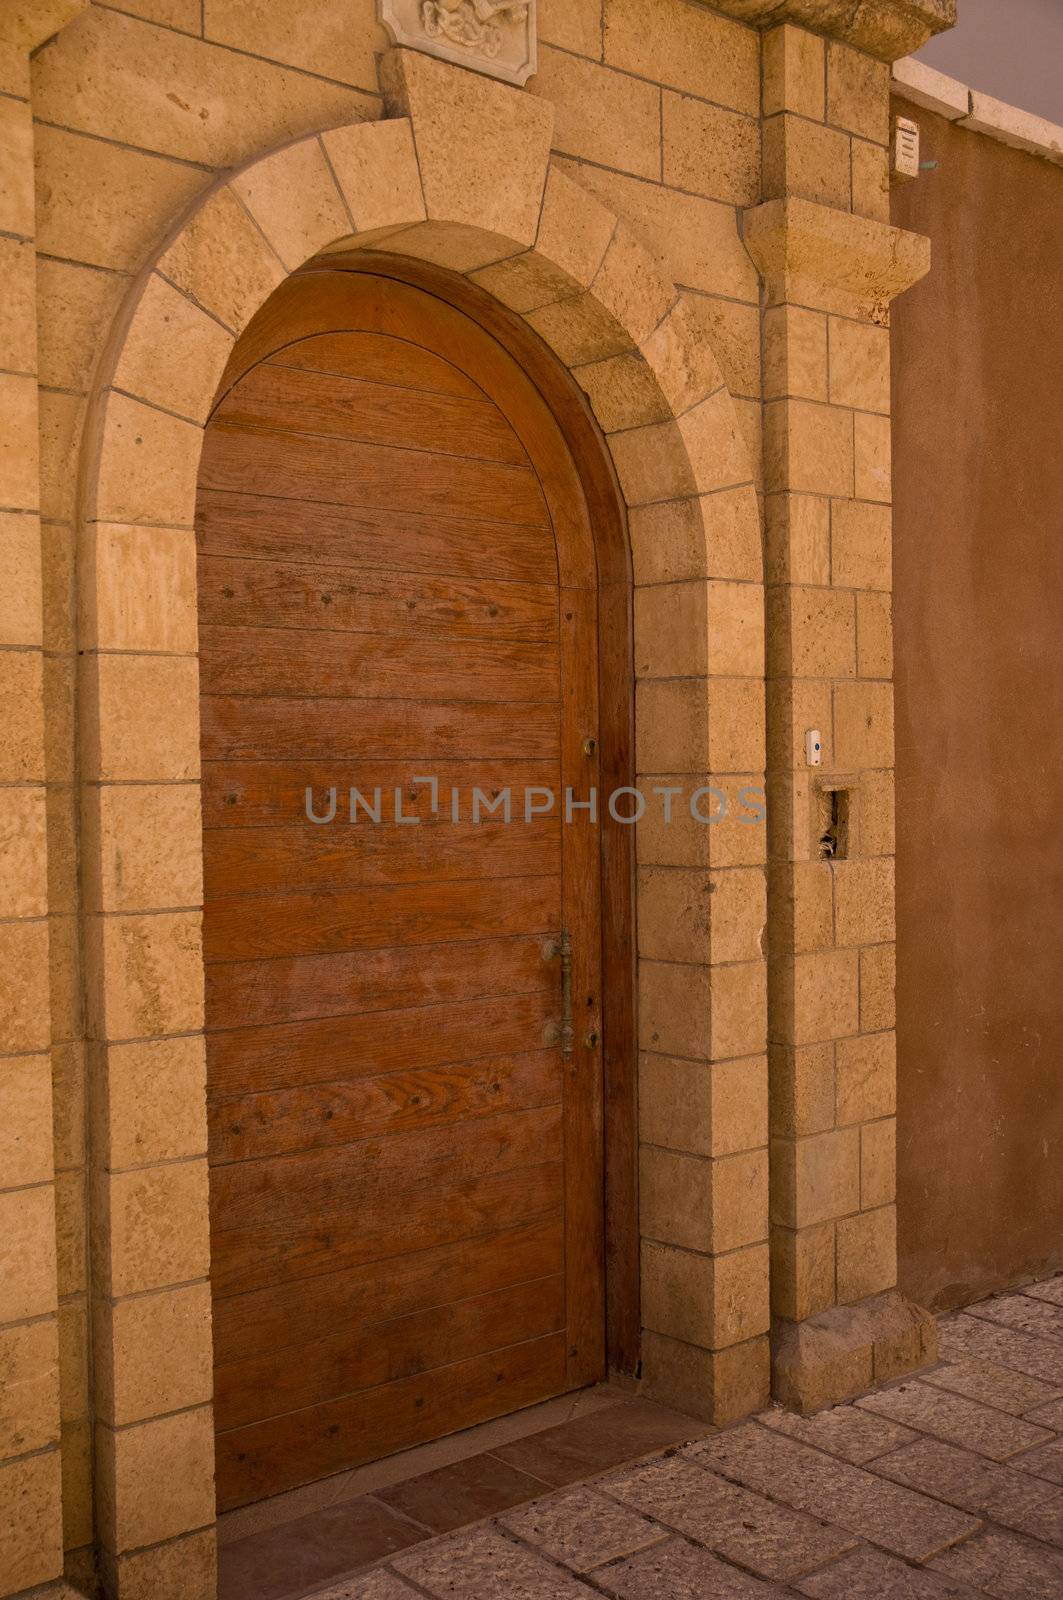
(197, 271, 605, 1512)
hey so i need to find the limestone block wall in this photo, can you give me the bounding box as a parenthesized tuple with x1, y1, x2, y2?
(0, 0, 950, 1593)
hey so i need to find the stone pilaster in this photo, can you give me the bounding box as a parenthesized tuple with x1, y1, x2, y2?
(746, 23, 935, 1413)
(0, 6, 88, 1595)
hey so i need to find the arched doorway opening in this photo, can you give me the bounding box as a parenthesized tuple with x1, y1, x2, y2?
(196, 262, 635, 1512)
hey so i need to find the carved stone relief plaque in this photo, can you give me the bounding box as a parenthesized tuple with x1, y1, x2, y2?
(379, 0, 538, 86)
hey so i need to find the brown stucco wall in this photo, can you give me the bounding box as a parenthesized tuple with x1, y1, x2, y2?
(891, 103, 1063, 1311)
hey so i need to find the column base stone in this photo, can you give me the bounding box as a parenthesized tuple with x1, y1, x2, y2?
(772, 1289, 937, 1414)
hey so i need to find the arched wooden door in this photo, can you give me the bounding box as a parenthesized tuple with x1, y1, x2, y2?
(196, 270, 608, 1512)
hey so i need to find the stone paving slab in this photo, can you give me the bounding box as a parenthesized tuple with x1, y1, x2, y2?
(856, 1378, 1055, 1461)
(316, 1573, 426, 1599)
(1021, 1277, 1063, 1309)
(598, 1452, 857, 1580)
(593, 1537, 785, 1598)
(969, 1294, 1063, 1342)
(920, 1359, 1063, 1416)
(875, 1437, 1063, 1546)
(1026, 1397, 1063, 1429)
(929, 1526, 1063, 1599)
(795, 1545, 982, 1598)
(498, 1485, 665, 1573)
(1011, 1435, 1063, 1487)
(685, 1421, 980, 1562)
(392, 1528, 596, 1597)
(940, 1315, 1063, 1386)
(759, 1400, 918, 1463)
(301, 1286, 1063, 1600)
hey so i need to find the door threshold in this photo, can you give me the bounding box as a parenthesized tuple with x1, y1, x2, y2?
(217, 1382, 626, 1548)
(217, 1385, 712, 1600)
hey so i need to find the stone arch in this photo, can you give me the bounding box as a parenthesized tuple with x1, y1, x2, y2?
(78, 47, 767, 1590)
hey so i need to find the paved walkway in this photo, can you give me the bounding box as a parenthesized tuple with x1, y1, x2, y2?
(233, 1279, 1063, 1600)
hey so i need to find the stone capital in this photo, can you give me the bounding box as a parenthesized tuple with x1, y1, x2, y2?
(744, 196, 931, 323)
(705, 0, 955, 61)
(0, 0, 89, 49)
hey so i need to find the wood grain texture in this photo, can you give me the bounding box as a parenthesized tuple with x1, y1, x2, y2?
(200, 270, 624, 1511)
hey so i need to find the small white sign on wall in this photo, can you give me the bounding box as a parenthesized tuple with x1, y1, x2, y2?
(379, 0, 538, 86)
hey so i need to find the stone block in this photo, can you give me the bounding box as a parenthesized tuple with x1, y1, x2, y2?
(96, 1035, 208, 1171)
(641, 1329, 770, 1424)
(101, 1527, 218, 1600)
(744, 196, 931, 321)
(95, 1283, 213, 1427)
(850, 137, 891, 223)
(639, 1052, 768, 1158)
(92, 391, 202, 527)
(0, 1449, 63, 1595)
(828, 317, 890, 413)
(0, 1051, 54, 1188)
(765, 494, 831, 587)
(769, 1040, 835, 1137)
(710, 959, 768, 1063)
(97, 1404, 215, 1553)
(0, 371, 39, 512)
(640, 294, 726, 419)
(83, 783, 203, 916)
(772, 947, 860, 1045)
(771, 1127, 860, 1229)
(635, 679, 709, 774)
(322, 118, 425, 235)
(0, 1183, 58, 1323)
(114, 273, 233, 425)
(575, 351, 673, 434)
(663, 91, 760, 206)
(642, 1239, 770, 1349)
(96, 1159, 210, 1299)
(833, 856, 895, 946)
(532, 46, 660, 180)
(638, 959, 711, 1060)
(35, 123, 210, 275)
(763, 23, 825, 120)
(771, 1221, 836, 1320)
(157, 183, 287, 333)
(764, 305, 828, 402)
(767, 679, 833, 772)
(559, 157, 759, 304)
(604, 0, 760, 114)
(0, 783, 47, 918)
(91, 910, 204, 1042)
(81, 523, 197, 654)
(765, 400, 853, 497)
(81, 654, 200, 784)
(827, 41, 890, 144)
(856, 591, 892, 678)
(836, 1030, 896, 1123)
(231, 136, 350, 273)
(763, 114, 852, 211)
(0, 919, 50, 1054)
(383, 47, 553, 249)
(0, 1319, 60, 1458)
(854, 410, 892, 502)
(836, 1204, 897, 1300)
(859, 944, 895, 1031)
(204, 0, 386, 80)
(861, 1117, 896, 1208)
(830, 499, 891, 590)
(834, 680, 894, 769)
